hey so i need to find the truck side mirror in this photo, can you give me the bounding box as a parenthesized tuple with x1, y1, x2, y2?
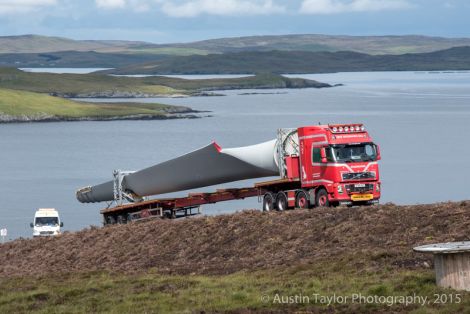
(60, 222, 64, 227)
(30, 223, 33, 228)
(376, 145, 382, 161)
(320, 148, 328, 163)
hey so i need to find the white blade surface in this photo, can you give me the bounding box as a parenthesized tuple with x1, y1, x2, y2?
(76, 140, 279, 203)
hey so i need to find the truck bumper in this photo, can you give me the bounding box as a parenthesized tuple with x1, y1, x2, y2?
(337, 198, 380, 206)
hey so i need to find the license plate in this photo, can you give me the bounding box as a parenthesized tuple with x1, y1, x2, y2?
(351, 194, 374, 201)
(354, 183, 366, 188)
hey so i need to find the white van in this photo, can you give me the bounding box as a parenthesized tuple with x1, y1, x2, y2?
(30, 208, 63, 237)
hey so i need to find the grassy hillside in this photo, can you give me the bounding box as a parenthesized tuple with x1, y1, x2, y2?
(2, 34, 470, 57)
(0, 202, 469, 312)
(126, 46, 211, 56)
(0, 68, 330, 98)
(0, 88, 195, 122)
(107, 46, 470, 75)
(0, 34, 145, 53)
(155, 34, 470, 55)
(0, 51, 169, 68)
(2, 34, 470, 69)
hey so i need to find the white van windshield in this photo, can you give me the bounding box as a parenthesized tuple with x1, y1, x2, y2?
(35, 217, 59, 226)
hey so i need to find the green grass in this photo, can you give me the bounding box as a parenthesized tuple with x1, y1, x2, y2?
(0, 88, 181, 118)
(0, 261, 468, 313)
(0, 67, 181, 96)
(0, 68, 323, 98)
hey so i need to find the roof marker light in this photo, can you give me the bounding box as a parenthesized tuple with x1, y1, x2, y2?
(332, 127, 338, 132)
(355, 125, 360, 131)
(339, 126, 344, 132)
(360, 125, 365, 131)
(344, 126, 349, 132)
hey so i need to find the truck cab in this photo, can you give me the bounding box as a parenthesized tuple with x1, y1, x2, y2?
(260, 124, 381, 211)
(30, 208, 63, 237)
(297, 124, 381, 206)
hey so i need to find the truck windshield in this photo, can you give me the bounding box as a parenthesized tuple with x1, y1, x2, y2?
(330, 143, 377, 163)
(35, 217, 59, 226)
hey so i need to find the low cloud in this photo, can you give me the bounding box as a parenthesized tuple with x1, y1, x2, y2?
(0, 0, 57, 14)
(300, 0, 412, 14)
(95, 0, 150, 12)
(94, 0, 285, 16)
(157, 0, 286, 17)
(95, 0, 126, 9)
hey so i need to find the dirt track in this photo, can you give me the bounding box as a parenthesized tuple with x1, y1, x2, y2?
(0, 201, 469, 277)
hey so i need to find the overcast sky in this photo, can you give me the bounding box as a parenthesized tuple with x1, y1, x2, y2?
(0, 0, 469, 43)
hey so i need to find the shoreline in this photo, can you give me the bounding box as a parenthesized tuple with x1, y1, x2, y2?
(0, 111, 210, 124)
(52, 91, 226, 98)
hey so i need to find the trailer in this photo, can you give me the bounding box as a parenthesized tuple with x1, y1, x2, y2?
(78, 124, 382, 225)
(101, 186, 260, 224)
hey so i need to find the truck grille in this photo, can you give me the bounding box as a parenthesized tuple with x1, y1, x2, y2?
(346, 183, 374, 194)
(342, 172, 375, 180)
(40, 231, 54, 235)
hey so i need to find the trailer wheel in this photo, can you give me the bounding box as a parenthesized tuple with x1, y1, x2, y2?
(106, 215, 116, 225)
(275, 192, 288, 211)
(315, 188, 329, 207)
(117, 215, 125, 224)
(262, 192, 275, 212)
(295, 190, 309, 209)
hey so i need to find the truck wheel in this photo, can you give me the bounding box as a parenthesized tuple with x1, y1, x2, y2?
(315, 189, 330, 207)
(295, 190, 309, 209)
(275, 192, 288, 211)
(262, 192, 275, 211)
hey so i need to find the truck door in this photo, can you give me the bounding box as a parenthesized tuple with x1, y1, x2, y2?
(311, 146, 327, 185)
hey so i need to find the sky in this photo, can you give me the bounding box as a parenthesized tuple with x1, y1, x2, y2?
(0, 0, 469, 43)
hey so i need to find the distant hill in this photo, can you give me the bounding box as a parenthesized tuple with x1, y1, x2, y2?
(105, 46, 470, 75)
(0, 68, 329, 98)
(0, 51, 168, 68)
(3, 34, 470, 71)
(152, 34, 470, 55)
(2, 34, 470, 56)
(0, 34, 146, 53)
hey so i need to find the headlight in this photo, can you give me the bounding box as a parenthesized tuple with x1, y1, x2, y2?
(337, 185, 344, 194)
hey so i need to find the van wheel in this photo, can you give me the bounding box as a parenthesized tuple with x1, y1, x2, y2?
(295, 190, 309, 209)
(275, 192, 288, 211)
(315, 189, 330, 207)
(262, 192, 275, 212)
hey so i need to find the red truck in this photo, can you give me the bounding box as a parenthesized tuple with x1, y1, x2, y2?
(98, 123, 381, 224)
